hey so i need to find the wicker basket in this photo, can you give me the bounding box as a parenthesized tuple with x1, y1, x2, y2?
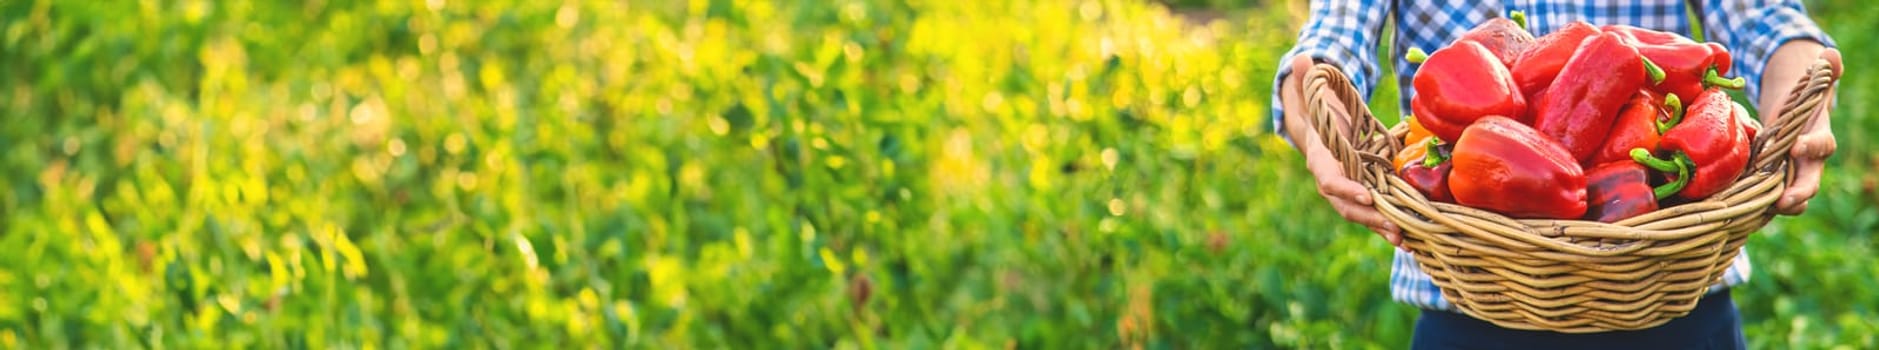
(1301, 58, 1840, 333)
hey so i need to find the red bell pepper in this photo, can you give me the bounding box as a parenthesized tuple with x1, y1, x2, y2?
(1406, 41, 1528, 142)
(1584, 161, 1664, 223)
(1408, 97, 1463, 144)
(1592, 91, 1680, 165)
(1511, 22, 1601, 100)
(1456, 12, 1534, 67)
(1394, 136, 1455, 203)
(1600, 24, 1696, 46)
(1602, 25, 1744, 104)
(1532, 31, 1666, 164)
(1631, 88, 1750, 200)
(1734, 101, 1761, 143)
(1450, 116, 1588, 219)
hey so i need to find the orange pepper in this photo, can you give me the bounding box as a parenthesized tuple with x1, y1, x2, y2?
(1404, 115, 1435, 145)
(1394, 135, 1430, 171)
(1393, 134, 1455, 203)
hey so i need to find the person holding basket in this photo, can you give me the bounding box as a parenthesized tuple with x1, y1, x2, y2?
(1272, 0, 1843, 348)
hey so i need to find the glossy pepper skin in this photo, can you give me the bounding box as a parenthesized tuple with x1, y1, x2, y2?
(1457, 13, 1535, 67)
(1592, 91, 1680, 165)
(1394, 137, 1455, 203)
(1734, 101, 1762, 143)
(1584, 161, 1661, 223)
(1512, 22, 1601, 99)
(1409, 97, 1464, 144)
(1634, 88, 1750, 200)
(1603, 25, 1744, 104)
(1407, 41, 1529, 142)
(1451, 116, 1588, 219)
(1532, 32, 1665, 164)
(1601, 25, 1692, 45)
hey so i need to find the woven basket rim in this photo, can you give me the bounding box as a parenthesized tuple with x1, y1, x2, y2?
(1301, 57, 1834, 234)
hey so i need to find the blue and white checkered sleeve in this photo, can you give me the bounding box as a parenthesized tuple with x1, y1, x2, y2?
(1699, 0, 1836, 105)
(1269, 0, 1390, 144)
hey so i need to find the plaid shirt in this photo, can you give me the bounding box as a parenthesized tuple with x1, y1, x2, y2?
(1271, 0, 1835, 312)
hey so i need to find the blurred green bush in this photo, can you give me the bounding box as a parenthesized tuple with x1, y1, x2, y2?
(0, 0, 1872, 348)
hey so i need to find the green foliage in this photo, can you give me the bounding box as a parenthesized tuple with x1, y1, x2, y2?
(0, 0, 1871, 348)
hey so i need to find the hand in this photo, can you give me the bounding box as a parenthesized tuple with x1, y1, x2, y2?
(1760, 46, 1842, 215)
(1280, 56, 1403, 247)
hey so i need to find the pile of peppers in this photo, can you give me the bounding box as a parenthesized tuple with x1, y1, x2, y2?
(1395, 13, 1755, 222)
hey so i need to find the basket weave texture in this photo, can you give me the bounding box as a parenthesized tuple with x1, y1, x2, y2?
(1302, 58, 1840, 333)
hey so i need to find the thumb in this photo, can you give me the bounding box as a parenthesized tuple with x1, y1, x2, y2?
(1289, 55, 1316, 91)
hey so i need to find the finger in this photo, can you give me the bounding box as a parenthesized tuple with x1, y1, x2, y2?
(1778, 114, 1834, 215)
(1328, 196, 1389, 229)
(1369, 224, 1404, 248)
(1314, 169, 1373, 205)
(1303, 139, 1369, 202)
(1370, 222, 1403, 247)
(1790, 132, 1837, 160)
(1328, 196, 1399, 242)
(1778, 199, 1810, 216)
(1778, 160, 1825, 215)
(1822, 48, 1843, 80)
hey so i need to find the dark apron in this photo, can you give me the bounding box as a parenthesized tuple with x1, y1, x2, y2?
(1411, 289, 1746, 350)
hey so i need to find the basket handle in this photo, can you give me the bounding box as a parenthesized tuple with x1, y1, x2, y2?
(1749, 57, 1839, 173)
(1303, 63, 1396, 189)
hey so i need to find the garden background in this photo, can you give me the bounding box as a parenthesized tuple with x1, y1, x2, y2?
(2, 0, 1876, 348)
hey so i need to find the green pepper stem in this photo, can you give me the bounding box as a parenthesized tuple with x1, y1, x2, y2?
(1510, 11, 1529, 31)
(1657, 93, 1683, 134)
(1642, 57, 1666, 85)
(1631, 148, 1679, 172)
(1703, 66, 1747, 90)
(1421, 138, 1447, 168)
(1632, 149, 1691, 199)
(1406, 48, 1429, 64)
(1653, 153, 1694, 199)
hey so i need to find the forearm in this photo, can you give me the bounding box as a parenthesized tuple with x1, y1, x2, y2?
(1754, 40, 1829, 122)
(1280, 71, 1314, 152)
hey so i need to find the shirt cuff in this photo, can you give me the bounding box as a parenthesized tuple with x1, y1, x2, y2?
(1737, 5, 1836, 105)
